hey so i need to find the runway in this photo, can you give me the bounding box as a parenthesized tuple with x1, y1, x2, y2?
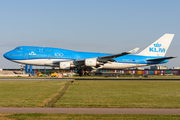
(0, 78, 180, 81)
(0, 79, 73, 81)
(0, 108, 180, 114)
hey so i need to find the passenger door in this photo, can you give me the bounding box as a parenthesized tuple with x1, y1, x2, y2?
(24, 53, 28, 59)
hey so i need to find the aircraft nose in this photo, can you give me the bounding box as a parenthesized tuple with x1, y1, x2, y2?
(3, 51, 11, 60)
(3, 52, 8, 59)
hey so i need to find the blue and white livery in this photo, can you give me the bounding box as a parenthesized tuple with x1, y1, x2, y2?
(4, 34, 176, 72)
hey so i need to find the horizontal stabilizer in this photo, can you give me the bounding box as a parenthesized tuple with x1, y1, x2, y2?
(146, 56, 176, 61)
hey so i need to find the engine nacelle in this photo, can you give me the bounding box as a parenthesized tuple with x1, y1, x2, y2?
(59, 62, 70, 69)
(85, 58, 97, 66)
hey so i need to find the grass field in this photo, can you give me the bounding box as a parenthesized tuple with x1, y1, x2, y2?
(55, 81, 180, 108)
(1, 113, 180, 120)
(0, 80, 180, 108)
(0, 81, 66, 107)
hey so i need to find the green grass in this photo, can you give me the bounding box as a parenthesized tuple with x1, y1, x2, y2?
(1, 113, 180, 120)
(54, 81, 180, 108)
(1, 80, 180, 108)
(0, 81, 66, 107)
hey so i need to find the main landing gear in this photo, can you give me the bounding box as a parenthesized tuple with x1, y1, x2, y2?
(78, 70, 91, 76)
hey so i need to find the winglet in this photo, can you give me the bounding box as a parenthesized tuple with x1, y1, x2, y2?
(128, 47, 139, 53)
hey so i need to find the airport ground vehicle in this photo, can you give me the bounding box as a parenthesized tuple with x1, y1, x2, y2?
(50, 73, 58, 77)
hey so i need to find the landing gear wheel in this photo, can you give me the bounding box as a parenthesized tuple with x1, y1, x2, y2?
(78, 70, 83, 76)
(84, 71, 87, 76)
(87, 72, 91, 76)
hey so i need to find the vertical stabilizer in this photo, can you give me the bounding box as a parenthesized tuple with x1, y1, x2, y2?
(138, 34, 174, 56)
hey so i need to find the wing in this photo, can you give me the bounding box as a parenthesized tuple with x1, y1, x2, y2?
(53, 47, 139, 69)
(74, 47, 139, 66)
(98, 47, 139, 61)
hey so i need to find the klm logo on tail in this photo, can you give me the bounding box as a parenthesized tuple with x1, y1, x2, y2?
(149, 43, 165, 53)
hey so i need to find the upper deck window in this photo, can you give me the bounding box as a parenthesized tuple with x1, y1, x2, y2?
(26, 49, 39, 51)
(43, 50, 53, 52)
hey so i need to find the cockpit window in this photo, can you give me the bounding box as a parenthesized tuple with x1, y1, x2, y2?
(15, 47, 19, 49)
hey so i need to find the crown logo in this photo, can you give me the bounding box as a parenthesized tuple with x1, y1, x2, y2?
(154, 42, 161, 47)
(29, 51, 36, 55)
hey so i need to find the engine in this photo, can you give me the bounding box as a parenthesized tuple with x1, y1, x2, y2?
(59, 62, 70, 69)
(85, 58, 97, 66)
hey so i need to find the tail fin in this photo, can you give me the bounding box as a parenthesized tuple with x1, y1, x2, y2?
(138, 34, 174, 57)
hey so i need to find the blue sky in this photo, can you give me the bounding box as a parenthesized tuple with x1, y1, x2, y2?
(0, 0, 180, 68)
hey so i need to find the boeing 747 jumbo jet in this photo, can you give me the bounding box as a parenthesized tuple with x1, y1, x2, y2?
(4, 34, 176, 75)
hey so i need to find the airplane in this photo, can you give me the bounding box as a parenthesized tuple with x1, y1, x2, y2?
(3, 34, 176, 76)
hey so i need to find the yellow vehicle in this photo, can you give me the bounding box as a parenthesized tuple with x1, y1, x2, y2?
(51, 73, 58, 77)
(38, 73, 42, 77)
(38, 73, 46, 77)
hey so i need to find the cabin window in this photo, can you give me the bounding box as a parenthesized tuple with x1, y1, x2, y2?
(43, 50, 53, 52)
(26, 49, 39, 51)
(7, 54, 23, 56)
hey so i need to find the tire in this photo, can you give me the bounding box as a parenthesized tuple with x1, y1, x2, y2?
(87, 72, 91, 76)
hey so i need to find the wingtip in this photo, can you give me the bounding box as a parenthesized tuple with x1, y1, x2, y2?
(129, 47, 139, 53)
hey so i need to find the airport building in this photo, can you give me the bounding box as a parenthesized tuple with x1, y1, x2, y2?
(1, 64, 180, 77)
(95, 69, 179, 77)
(150, 65, 168, 70)
(1, 67, 180, 77)
(95, 65, 180, 77)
